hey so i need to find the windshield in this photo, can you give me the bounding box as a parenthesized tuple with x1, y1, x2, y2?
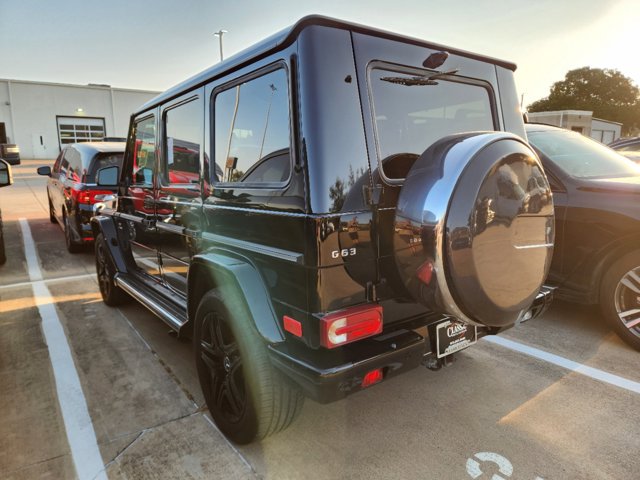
(528, 129, 640, 179)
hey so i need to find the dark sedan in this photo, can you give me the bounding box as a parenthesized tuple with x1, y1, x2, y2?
(609, 137, 640, 163)
(526, 123, 640, 350)
(38, 142, 124, 253)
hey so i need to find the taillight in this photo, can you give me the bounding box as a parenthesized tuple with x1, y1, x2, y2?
(362, 368, 384, 388)
(319, 304, 383, 349)
(74, 189, 114, 205)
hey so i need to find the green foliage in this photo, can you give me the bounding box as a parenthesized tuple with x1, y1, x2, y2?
(528, 67, 640, 134)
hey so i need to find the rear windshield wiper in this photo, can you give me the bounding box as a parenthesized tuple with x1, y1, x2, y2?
(381, 69, 459, 86)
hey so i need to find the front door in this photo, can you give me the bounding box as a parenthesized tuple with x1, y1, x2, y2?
(119, 113, 163, 282)
(156, 90, 205, 295)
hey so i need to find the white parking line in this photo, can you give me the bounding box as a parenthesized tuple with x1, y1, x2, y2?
(0, 272, 96, 291)
(484, 335, 640, 394)
(19, 219, 106, 480)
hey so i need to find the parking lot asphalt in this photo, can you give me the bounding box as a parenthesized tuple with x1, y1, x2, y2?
(1, 159, 639, 479)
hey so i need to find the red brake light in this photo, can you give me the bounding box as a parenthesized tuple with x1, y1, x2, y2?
(362, 368, 384, 388)
(320, 304, 383, 349)
(74, 189, 113, 205)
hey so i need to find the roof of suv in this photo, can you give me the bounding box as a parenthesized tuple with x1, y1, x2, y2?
(137, 15, 517, 115)
(69, 142, 126, 155)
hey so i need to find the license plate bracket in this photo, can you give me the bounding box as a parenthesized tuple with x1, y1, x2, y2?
(435, 319, 477, 358)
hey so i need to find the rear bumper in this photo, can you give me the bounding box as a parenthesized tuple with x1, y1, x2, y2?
(269, 286, 554, 404)
(268, 328, 428, 404)
(75, 205, 96, 241)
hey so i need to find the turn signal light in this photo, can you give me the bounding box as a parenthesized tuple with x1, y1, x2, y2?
(319, 304, 383, 349)
(362, 368, 384, 388)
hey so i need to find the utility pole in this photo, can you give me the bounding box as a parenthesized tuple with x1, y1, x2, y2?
(213, 29, 228, 61)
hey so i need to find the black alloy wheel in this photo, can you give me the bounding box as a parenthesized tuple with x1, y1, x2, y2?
(199, 310, 247, 425)
(194, 290, 303, 444)
(95, 233, 127, 306)
(601, 251, 640, 351)
(64, 214, 82, 253)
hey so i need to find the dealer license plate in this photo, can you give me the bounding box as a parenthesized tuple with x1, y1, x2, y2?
(436, 319, 477, 358)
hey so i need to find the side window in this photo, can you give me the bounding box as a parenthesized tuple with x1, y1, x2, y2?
(52, 150, 64, 174)
(214, 68, 290, 185)
(163, 99, 202, 185)
(66, 148, 82, 182)
(132, 115, 156, 186)
(60, 149, 71, 176)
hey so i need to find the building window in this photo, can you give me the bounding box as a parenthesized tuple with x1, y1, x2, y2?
(57, 117, 106, 148)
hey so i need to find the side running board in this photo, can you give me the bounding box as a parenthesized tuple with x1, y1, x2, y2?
(114, 273, 188, 332)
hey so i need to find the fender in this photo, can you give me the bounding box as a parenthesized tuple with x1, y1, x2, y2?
(90, 214, 129, 274)
(581, 233, 640, 301)
(188, 253, 285, 344)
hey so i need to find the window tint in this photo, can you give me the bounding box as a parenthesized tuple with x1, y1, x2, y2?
(214, 68, 290, 184)
(369, 67, 495, 179)
(64, 147, 83, 182)
(164, 99, 202, 185)
(132, 116, 156, 186)
(52, 150, 64, 173)
(87, 153, 124, 183)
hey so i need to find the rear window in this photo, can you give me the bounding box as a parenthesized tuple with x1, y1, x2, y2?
(368, 65, 495, 181)
(87, 153, 124, 183)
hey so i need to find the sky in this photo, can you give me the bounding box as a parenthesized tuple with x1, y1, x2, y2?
(1, 0, 639, 108)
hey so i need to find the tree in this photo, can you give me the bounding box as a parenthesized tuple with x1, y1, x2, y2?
(528, 67, 640, 135)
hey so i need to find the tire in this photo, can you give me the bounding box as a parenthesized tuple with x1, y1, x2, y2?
(64, 214, 82, 253)
(95, 233, 128, 306)
(600, 251, 640, 351)
(194, 289, 303, 444)
(48, 195, 56, 224)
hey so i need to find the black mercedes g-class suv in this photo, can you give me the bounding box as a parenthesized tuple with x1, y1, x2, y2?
(92, 16, 554, 443)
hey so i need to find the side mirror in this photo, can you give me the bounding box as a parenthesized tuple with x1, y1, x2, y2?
(37, 165, 52, 177)
(96, 165, 120, 186)
(0, 159, 13, 188)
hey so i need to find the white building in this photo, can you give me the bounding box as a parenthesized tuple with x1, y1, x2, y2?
(0, 79, 159, 159)
(526, 110, 622, 144)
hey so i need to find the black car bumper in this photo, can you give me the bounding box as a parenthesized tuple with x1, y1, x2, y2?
(268, 328, 427, 404)
(269, 286, 554, 404)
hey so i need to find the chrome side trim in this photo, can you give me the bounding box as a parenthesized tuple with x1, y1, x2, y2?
(114, 275, 185, 331)
(201, 232, 303, 264)
(203, 203, 371, 219)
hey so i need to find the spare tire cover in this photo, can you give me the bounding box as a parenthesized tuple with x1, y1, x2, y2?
(394, 132, 554, 327)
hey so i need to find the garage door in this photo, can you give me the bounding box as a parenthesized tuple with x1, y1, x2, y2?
(56, 117, 106, 149)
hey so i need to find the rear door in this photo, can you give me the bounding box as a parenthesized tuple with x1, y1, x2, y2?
(156, 89, 205, 295)
(351, 33, 500, 314)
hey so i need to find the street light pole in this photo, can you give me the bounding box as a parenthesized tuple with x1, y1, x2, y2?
(213, 29, 227, 61)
